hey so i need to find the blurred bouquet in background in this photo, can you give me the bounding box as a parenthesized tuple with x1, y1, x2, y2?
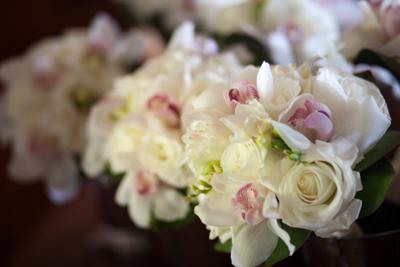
(83, 22, 244, 229)
(0, 13, 165, 204)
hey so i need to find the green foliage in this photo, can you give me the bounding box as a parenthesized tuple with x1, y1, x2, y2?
(103, 164, 125, 182)
(265, 223, 310, 267)
(355, 131, 400, 172)
(354, 49, 400, 82)
(150, 202, 196, 232)
(214, 238, 232, 253)
(355, 157, 395, 219)
(354, 70, 378, 86)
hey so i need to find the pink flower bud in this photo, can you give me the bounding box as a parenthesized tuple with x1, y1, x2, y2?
(132, 169, 159, 196)
(381, 5, 400, 40)
(147, 94, 180, 127)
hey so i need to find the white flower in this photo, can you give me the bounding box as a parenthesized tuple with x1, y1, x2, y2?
(194, 0, 256, 35)
(83, 22, 243, 227)
(273, 132, 363, 237)
(341, 0, 400, 59)
(115, 169, 188, 228)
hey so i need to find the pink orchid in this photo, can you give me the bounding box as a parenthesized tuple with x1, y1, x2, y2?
(381, 5, 400, 40)
(132, 169, 159, 196)
(28, 132, 59, 160)
(277, 22, 303, 45)
(231, 183, 264, 226)
(224, 80, 259, 112)
(287, 99, 333, 142)
(147, 94, 180, 127)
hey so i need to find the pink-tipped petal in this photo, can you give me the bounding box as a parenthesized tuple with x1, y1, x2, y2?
(297, 112, 333, 142)
(231, 183, 264, 225)
(147, 94, 180, 127)
(381, 6, 400, 40)
(287, 100, 333, 142)
(225, 80, 259, 112)
(132, 169, 159, 196)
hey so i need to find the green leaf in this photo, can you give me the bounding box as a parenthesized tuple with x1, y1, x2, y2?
(150, 203, 196, 232)
(353, 49, 400, 82)
(265, 223, 310, 267)
(355, 157, 395, 219)
(103, 163, 125, 181)
(218, 34, 272, 66)
(355, 131, 400, 172)
(214, 238, 232, 253)
(354, 70, 377, 86)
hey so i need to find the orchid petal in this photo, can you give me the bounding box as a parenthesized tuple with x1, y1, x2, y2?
(270, 121, 311, 151)
(195, 190, 242, 227)
(127, 192, 152, 229)
(267, 219, 295, 255)
(231, 220, 279, 267)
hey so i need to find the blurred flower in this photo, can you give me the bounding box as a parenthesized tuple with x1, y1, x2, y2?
(0, 13, 165, 204)
(83, 21, 243, 227)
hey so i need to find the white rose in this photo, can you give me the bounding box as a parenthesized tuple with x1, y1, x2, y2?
(220, 139, 263, 179)
(106, 116, 148, 173)
(277, 137, 363, 237)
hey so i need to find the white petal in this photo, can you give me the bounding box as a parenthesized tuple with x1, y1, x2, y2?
(267, 219, 295, 255)
(257, 62, 274, 107)
(235, 65, 259, 84)
(315, 137, 358, 168)
(315, 199, 362, 237)
(127, 192, 152, 229)
(332, 96, 391, 157)
(231, 220, 279, 267)
(192, 83, 232, 114)
(266, 32, 294, 65)
(211, 173, 248, 194)
(166, 21, 195, 52)
(115, 173, 133, 206)
(153, 187, 189, 222)
(270, 121, 311, 151)
(195, 190, 242, 227)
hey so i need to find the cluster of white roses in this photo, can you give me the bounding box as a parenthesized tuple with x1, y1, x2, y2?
(82, 22, 244, 228)
(0, 13, 164, 204)
(181, 59, 391, 266)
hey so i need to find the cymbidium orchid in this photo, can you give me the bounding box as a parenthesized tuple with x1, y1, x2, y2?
(83, 21, 243, 228)
(0, 13, 164, 204)
(181, 58, 391, 266)
(341, 0, 400, 59)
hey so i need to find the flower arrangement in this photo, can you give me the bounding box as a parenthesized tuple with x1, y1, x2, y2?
(82, 22, 244, 229)
(0, 13, 164, 204)
(181, 58, 397, 266)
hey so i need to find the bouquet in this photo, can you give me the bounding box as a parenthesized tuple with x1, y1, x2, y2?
(0, 13, 164, 204)
(82, 21, 244, 229)
(181, 58, 397, 266)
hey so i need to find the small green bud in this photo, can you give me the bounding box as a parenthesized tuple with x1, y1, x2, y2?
(256, 133, 273, 148)
(272, 128, 280, 138)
